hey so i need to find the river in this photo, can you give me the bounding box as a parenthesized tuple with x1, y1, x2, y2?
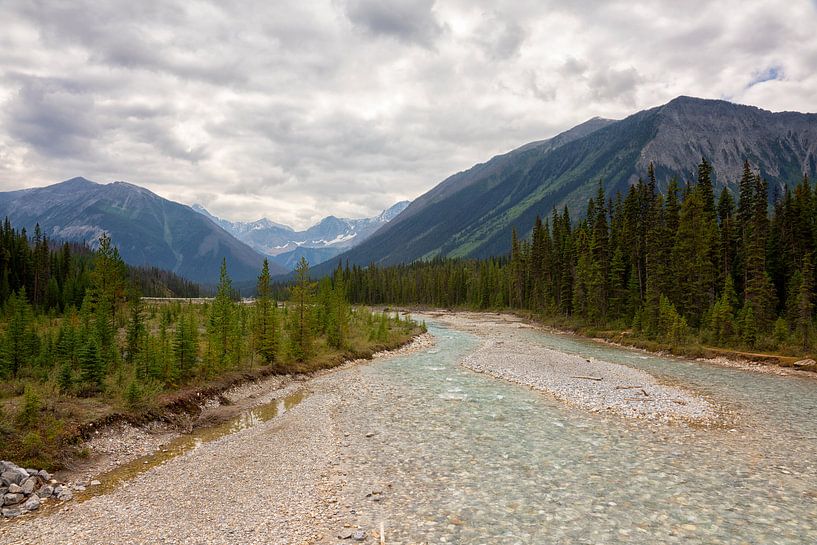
(338, 315, 817, 544)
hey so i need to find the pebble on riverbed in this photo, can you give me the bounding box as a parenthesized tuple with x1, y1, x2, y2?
(1, 460, 75, 519)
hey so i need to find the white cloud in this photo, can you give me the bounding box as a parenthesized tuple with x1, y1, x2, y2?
(0, 0, 815, 228)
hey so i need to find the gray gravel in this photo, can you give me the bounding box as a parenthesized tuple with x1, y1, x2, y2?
(434, 312, 716, 424)
(0, 333, 434, 545)
(462, 339, 715, 423)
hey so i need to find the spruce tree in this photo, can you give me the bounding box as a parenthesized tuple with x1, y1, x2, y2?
(253, 259, 279, 364)
(288, 257, 314, 361)
(79, 338, 103, 391)
(796, 253, 814, 349)
(207, 259, 236, 373)
(173, 311, 197, 383)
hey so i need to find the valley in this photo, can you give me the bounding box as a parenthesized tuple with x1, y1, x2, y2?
(3, 2, 817, 542)
(3, 312, 815, 544)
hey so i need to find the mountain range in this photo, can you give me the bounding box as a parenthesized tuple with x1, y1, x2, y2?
(0, 178, 284, 284)
(3, 96, 815, 286)
(313, 96, 817, 275)
(192, 201, 409, 270)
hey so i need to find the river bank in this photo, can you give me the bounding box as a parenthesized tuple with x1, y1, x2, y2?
(0, 332, 435, 542)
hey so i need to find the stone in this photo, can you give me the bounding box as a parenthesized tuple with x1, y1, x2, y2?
(8, 483, 22, 494)
(21, 477, 38, 495)
(0, 487, 7, 496)
(793, 359, 816, 368)
(1, 506, 23, 518)
(364, 432, 375, 438)
(56, 487, 73, 501)
(23, 494, 40, 511)
(352, 530, 366, 541)
(1, 468, 28, 486)
(90, 480, 101, 486)
(25, 468, 39, 476)
(3, 493, 24, 506)
(38, 470, 52, 481)
(337, 530, 353, 539)
(36, 484, 54, 498)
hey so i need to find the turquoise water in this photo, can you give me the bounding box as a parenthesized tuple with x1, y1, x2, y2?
(346, 321, 817, 544)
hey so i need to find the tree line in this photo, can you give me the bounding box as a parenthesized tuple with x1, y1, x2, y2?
(0, 219, 199, 316)
(337, 159, 816, 353)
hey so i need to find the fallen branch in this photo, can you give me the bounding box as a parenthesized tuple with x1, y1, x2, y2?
(572, 375, 603, 381)
(614, 385, 643, 390)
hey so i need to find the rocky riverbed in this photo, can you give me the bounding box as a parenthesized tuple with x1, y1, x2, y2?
(2, 314, 813, 544)
(432, 311, 716, 423)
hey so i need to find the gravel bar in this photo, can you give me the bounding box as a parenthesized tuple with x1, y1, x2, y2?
(432, 312, 716, 424)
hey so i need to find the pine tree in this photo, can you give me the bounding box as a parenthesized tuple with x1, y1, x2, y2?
(671, 187, 718, 326)
(744, 173, 777, 329)
(173, 311, 197, 383)
(288, 257, 314, 361)
(709, 276, 738, 344)
(79, 338, 103, 391)
(738, 302, 758, 347)
(796, 253, 814, 350)
(253, 259, 279, 364)
(207, 259, 236, 373)
(125, 294, 145, 371)
(1, 289, 36, 378)
(697, 157, 716, 219)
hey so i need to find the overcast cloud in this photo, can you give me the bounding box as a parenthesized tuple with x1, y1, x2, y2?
(1, 0, 815, 228)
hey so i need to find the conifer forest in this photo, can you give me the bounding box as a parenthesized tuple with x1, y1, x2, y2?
(0, 225, 419, 467)
(338, 160, 816, 355)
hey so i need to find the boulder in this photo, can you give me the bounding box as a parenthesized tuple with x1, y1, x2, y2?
(38, 470, 52, 481)
(36, 484, 54, 498)
(23, 494, 41, 511)
(1, 467, 28, 486)
(3, 493, 25, 506)
(793, 359, 816, 368)
(1, 506, 23, 518)
(8, 483, 22, 494)
(21, 477, 38, 495)
(56, 487, 73, 502)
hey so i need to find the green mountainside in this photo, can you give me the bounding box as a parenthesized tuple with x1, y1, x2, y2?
(316, 96, 817, 274)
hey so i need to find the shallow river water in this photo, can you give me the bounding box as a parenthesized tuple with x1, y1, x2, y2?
(347, 320, 817, 544)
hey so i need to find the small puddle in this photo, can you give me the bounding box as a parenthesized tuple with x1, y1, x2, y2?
(77, 389, 308, 501)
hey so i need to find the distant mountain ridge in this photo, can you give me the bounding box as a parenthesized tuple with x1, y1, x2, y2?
(0, 178, 286, 284)
(194, 201, 410, 269)
(314, 96, 817, 275)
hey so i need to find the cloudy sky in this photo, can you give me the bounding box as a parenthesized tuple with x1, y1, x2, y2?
(1, 0, 816, 228)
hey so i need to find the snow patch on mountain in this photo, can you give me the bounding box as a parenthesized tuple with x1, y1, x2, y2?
(193, 200, 410, 269)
